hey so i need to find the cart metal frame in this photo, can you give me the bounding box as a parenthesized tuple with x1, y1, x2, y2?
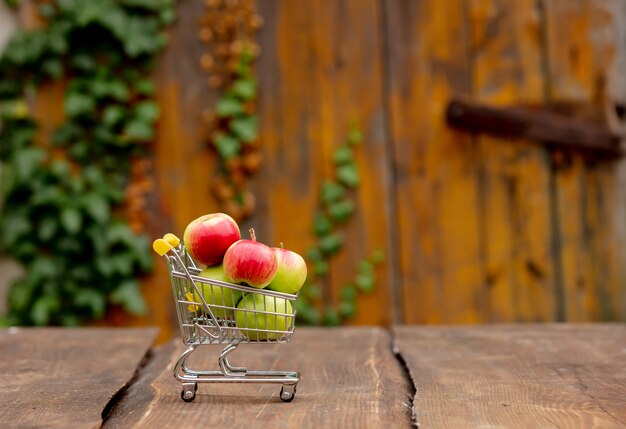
(153, 235, 300, 402)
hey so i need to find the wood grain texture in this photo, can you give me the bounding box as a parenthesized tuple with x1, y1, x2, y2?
(393, 324, 626, 428)
(103, 327, 413, 428)
(110, 0, 226, 342)
(385, 0, 485, 324)
(468, 0, 555, 322)
(0, 327, 157, 429)
(254, 0, 394, 324)
(544, 0, 625, 322)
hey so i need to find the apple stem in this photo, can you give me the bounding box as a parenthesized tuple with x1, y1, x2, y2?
(280, 242, 284, 249)
(249, 228, 256, 242)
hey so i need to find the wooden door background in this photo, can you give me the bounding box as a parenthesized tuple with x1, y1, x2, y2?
(27, 0, 625, 341)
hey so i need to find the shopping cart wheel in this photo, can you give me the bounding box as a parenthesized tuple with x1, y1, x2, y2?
(279, 384, 297, 402)
(181, 383, 197, 402)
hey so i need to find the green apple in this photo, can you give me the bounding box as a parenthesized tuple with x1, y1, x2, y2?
(266, 246, 307, 294)
(191, 265, 242, 319)
(235, 293, 293, 341)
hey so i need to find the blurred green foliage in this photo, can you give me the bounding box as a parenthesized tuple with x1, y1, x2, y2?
(296, 124, 384, 326)
(0, 0, 176, 325)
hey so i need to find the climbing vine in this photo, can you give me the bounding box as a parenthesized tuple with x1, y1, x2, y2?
(297, 125, 385, 326)
(0, 0, 176, 325)
(199, 0, 262, 221)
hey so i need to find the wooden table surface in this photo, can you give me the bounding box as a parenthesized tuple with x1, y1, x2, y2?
(1, 324, 624, 428)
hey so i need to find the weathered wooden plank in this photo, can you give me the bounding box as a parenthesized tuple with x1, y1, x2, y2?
(385, 0, 484, 323)
(544, 0, 625, 321)
(129, 0, 223, 342)
(0, 327, 157, 429)
(103, 327, 413, 428)
(467, 0, 555, 322)
(255, 0, 394, 324)
(393, 324, 626, 428)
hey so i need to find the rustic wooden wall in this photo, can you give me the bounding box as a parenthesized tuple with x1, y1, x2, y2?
(11, 0, 626, 341)
(139, 0, 626, 342)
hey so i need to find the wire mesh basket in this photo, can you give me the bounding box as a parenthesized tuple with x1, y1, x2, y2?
(153, 234, 300, 403)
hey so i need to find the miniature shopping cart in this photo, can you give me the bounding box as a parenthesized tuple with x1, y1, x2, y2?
(153, 234, 300, 403)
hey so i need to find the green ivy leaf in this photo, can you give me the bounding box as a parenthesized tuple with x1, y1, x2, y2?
(64, 92, 95, 117)
(8, 279, 35, 313)
(82, 193, 110, 224)
(333, 145, 353, 165)
(231, 78, 257, 100)
(370, 249, 385, 264)
(110, 280, 147, 316)
(318, 233, 343, 255)
(30, 256, 58, 281)
(323, 307, 340, 326)
(103, 105, 126, 126)
(313, 212, 332, 237)
(320, 181, 345, 205)
(134, 100, 160, 123)
(38, 218, 58, 241)
(52, 123, 82, 146)
(31, 295, 57, 326)
(339, 301, 356, 318)
(13, 147, 44, 182)
(0, 211, 32, 247)
(314, 260, 329, 277)
(230, 115, 258, 142)
(124, 119, 154, 141)
(42, 58, 63, 78)
(75, 289, 106, 318)
(327, 199, 355, 224)
(355, 273, 375, 293)
(348, 127, 363, 146)
(135, 79, 155, 95)
(213, 133, 241, 159)
(60, 208, 82, 234)
(303, 283, 321, 299)
(215, 96, 244, 117)
(359, 260, 374, 275)
(307, 247, 323, 262)
(340, 284, 357, 301)
(336, 163, 360, 188)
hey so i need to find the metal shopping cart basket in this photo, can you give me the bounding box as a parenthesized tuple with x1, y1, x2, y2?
(153, 233, 300, 403)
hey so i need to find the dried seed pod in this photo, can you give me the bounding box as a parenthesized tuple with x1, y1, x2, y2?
(200, 54, 214, 70)
(243, 101, 256, 115)
(213, 177, 235, 200)
(199, 28, 213, 42)
(225, 156, 242, 172)
(230, 169, 246, 187)
(202, 109, 216, 123)
(206, 0, 221, 7)
(242, 151, 262, 174)
(216, 44, 230, 57)
(225, 0, 239, 7)
(241, 191, 256, 217)
(249, 15, 264, 29)
(248, 43, 261, 57)
(230, 40, 243, 54)
(222, 200, 243, 221)
(208, 75, 223, 88)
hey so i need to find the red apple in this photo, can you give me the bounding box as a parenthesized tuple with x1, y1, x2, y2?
(183, 213, 240, 266)
(223, 228, 277, 288)
(266, 244, 307, 294)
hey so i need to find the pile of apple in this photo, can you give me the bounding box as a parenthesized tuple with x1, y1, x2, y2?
(183, 213, 306, 340)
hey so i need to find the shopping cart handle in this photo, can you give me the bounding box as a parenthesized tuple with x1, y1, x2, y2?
(153, 238, 173, 256)
(163, 233, 181, 247)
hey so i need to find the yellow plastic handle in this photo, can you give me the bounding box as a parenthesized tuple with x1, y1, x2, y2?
(152, 238, 173, 256)
(163, 233, 181, 248)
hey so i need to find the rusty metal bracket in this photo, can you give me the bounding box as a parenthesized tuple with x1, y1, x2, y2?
(446, 98, 623, 158)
